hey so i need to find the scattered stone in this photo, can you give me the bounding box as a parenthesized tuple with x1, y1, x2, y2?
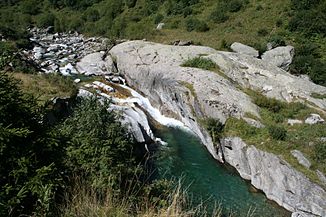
(316, 170, 326, 186)
(304, 114, 325, 125)
(74, 78, 81, 83)
(230, 42, 259, 58)
(262, 85, 273, 92)
(291, 150, 311, 169)
(172, 40, 193, 46)
(93, 81, 115, 93)
(156, 23, 165, 30)
(291, 212, 309, 217)
(261, 46, 295, 71)
(243, 117, 264, 128)
(287, 119, 303, 126)
(320, 137, 326, 142)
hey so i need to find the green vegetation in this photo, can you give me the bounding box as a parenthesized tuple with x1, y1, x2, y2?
(0, 72, 169, 216)
(201, 118, 224, 144)
(181, 57, 218, 71)
(1, 72, 235, 216)
(223, 91, 326, 185)
(1, 0, 325, 86)
(12, 72, 77, 104)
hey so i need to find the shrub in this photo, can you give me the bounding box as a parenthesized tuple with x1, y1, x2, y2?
(181, 57, 217, 70)
(253, 94, 284, 113)
(83, 8, 100, 22)
(37, 12, 56, 28)
(268, 35, 286, 48)
(268, 125, 287, 140)
(257, 28, 269, 36)
(210, 7, 229, 23)
(185, 17, 209, 32)
(154, 13, 164, 24)
(201, 118, 224, 143)
(314, 142, 326, 164)
(276, 19, 283, 27)
(227, 0, 243, 12)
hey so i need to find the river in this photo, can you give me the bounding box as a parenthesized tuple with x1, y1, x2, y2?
(154, 126, 290, 217)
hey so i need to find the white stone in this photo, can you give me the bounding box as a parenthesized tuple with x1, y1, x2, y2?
(74, 78, 81, 83)
(156, 23, 165, 30)
(305, 114, 325, 125)
(288, 119, 303, 126)
(291, 150, 311, 169)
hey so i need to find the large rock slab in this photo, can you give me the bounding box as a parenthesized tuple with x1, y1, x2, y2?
(261, 46, 295, 71)
(221, 137, 326, 217)
(230, 42, 259, 58)
(110, 40, 259, 161)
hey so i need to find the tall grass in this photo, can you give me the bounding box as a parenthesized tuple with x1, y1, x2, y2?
(60, 177, 232, 217)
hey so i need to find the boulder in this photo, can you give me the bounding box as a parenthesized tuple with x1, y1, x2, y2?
(243, 117, 264, 128)
(291, 150, 311, 169)
(316, 170, 326, 186)
(305, 114, 325, 125)
(230, 42, 259, 58)
(288, 119, 303, 126)
(261, 46, 294, 71)
(76, 52, 115, 75)
(221, 137, 326, 217)
(156, 23, 165, 30)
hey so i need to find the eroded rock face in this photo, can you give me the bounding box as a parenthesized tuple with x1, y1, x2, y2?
(207, 51, 326, 110)
(230, 42, 259, 58)
(221, 137, 326, 217)
(110, 40, 259, 161)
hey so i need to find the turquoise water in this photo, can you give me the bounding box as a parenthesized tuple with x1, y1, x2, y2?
(155, 126, 290, 217)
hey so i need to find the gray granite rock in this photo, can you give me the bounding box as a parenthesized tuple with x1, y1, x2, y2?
(291, 150, 311, 169)
(261, 46, 295, 71)
(221, 137, 326, 217)
(231, 42, 259, 57)
(305, 114, 325, 125)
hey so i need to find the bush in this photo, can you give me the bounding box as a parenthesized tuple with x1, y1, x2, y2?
(83, 8, 100, 22)
(253, 94, 285, 113)
(314, 142, 326, 164)
(210, 7, 229, 23)
(154, 13, 164, 24)
(268, 35, 286, 48)
(185, 17, 209, 32)
(257, 28, 269, 36)
(268, 125, 287, 140)
(201, 118, 224, 143)
(181, 57, 217, 70)
(37, 12, 56, 28)
(227, 0, 244, 12)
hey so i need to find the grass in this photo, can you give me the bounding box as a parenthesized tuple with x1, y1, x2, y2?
(149, 0, 292, 51)
(222, 92, 326, 186)
(311, 92, 326, 99)
(60, 178, 233, 217)
(181, 57, 217, 71)
(12, 72, 77, 105)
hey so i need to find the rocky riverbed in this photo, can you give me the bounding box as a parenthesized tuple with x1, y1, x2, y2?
(19, 29, 326, 217)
